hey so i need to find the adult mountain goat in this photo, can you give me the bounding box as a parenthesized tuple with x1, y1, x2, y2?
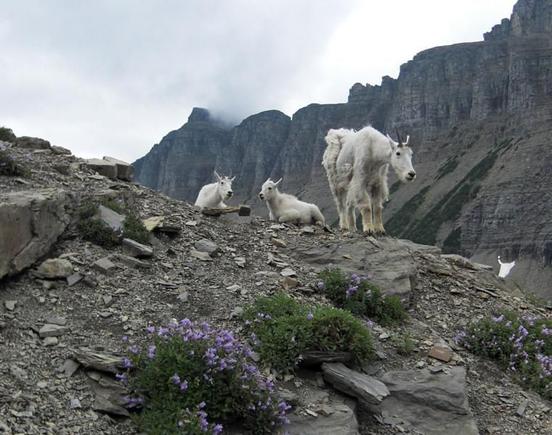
(322, 126, 416, 235)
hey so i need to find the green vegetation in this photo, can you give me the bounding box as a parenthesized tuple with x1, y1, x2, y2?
(317, 268, 407, 326)
(391, 332, 416, 356)
(455, 311, 551, 400)
(0, 127, 16, 142)
(435, 156, 459, 180)
(442, 227, 462, 254)
(122, 320, 289, 434)
(243, 293, 374, 372)
(77, 199, 149, 247)
(386, 186, 430, 237)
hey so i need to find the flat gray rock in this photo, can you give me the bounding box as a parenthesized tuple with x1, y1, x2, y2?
(39, 324, 69, 338)
(370, 367, 479, 435)
(291, 237, 434, 299)
(194, 238, 219, 256)
(322, 363, 389, 405)
(85, 158, 117, 179)
(122, 238, 153, 258)
(284, 402, 359, 435)
(93, 257, 116, 273)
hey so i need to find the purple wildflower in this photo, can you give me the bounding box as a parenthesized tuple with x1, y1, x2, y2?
(491, 314, 504, 323)
(146, 325, 155, 334)
(346, 285, 358, 298)
(316, 281, 325, 290)
(350, 273, 361, 285)
(128, 345, 140, 354)
(212, 424, 223, 435)
(121, 335, 129, 342)
(147, 345, 156, 359)
(122, 357, 133, 369)
(115, 373, 127, 383)
(180, 380, 188, 392)
(171, 373, 181, 385)
(307, 312, 314, 321)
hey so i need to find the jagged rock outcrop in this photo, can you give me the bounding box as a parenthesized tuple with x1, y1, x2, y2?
(133, 0, 552, 299)
(0, 189, 73, 279)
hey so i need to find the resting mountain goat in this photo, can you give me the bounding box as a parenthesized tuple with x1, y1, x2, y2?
(322, 126, 416, 235)
(259, 178, 325, 226)
(194, 171, 235, 209)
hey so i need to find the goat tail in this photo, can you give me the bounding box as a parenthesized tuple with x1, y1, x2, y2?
(322, 128, 348, 190)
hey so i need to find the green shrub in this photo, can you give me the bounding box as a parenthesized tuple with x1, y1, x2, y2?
(123, 213, 150, 244)
(392, 333, 416, 356)
(121, 320, 290, 434)
(77, 201, 120, 248)
(455, 311, 552, 400)
(0, 127, 16, 142)
(243, 294, 373, 372)
(0, 150, 28, 177)
(77, 199, 150, 247)
(317, 269, 407, 326)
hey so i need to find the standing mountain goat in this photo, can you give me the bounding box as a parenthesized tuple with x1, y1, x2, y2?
(322, 126, 416, 235)
(194, 171, 235, 209)
(259, 178, 325, 226)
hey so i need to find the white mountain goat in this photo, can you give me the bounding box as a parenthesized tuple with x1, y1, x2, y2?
(194, 171, 235, 209)
(322, 126, 416, 235)
(258, 178, 325, 226)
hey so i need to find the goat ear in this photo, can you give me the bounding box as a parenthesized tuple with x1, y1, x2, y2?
(387, 134, 397, 150)
(274, 178, 283, 186)
(214, 170, 222, 181)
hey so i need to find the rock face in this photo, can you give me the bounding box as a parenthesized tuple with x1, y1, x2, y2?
(133, 0, 552, 300)
(0, 189, 73, 279)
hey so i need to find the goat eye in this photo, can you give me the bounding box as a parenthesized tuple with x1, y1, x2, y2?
(396, 152, 401, 156)
(268, 187, 272, 190)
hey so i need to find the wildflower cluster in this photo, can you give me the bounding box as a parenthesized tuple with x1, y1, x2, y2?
(243, 293, 373, 372)
(455, 311, 552, 400)
(317, 268, 407, 326)
(119, 319, 289, 434)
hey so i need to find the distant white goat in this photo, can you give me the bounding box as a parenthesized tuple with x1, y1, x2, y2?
(258, 178, 325, 226)
(322, 126, 416, 235)
(194, 171, 235, 209)
(497, 256, 516, 278)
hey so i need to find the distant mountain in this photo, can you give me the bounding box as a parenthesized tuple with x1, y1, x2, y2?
(134, 0, 552, 300)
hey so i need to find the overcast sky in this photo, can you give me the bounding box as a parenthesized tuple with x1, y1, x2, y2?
(1, 0, 515, 162)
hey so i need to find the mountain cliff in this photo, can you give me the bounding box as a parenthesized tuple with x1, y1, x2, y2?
(134, 0, 552, 300)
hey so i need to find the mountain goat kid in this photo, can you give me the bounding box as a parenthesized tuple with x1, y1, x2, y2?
(259, 178, 325, 226)
(322, 126, 416, 235)
(194, 171, 235, 209)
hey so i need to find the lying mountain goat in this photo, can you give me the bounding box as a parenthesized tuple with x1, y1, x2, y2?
(259, 178, 325, 226)
(194, 171, 235, 209)
(322, 126, 416, 235)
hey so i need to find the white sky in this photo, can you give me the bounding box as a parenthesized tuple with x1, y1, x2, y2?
(0, 0, 515, 162)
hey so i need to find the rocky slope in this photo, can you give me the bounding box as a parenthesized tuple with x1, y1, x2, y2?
(133, 0, 552, 300)
(1, 134, 551, 434)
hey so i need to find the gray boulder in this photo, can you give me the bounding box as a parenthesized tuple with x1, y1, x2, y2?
(369, 367, 479, 435)
(284, 402, 359, 435)
(85, 158, 118, 179)
(0, 189, 72, 279)
(36, 258, 73, 279)
(103, 156, 133, 181)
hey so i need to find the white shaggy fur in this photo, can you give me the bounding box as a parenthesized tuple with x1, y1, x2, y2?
(194, 171, 235, 209)
(322, 126, 416, 235)
(258, 178, 325, 225)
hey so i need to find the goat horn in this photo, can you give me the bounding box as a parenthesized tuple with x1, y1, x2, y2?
(395, 128, 402, 145)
